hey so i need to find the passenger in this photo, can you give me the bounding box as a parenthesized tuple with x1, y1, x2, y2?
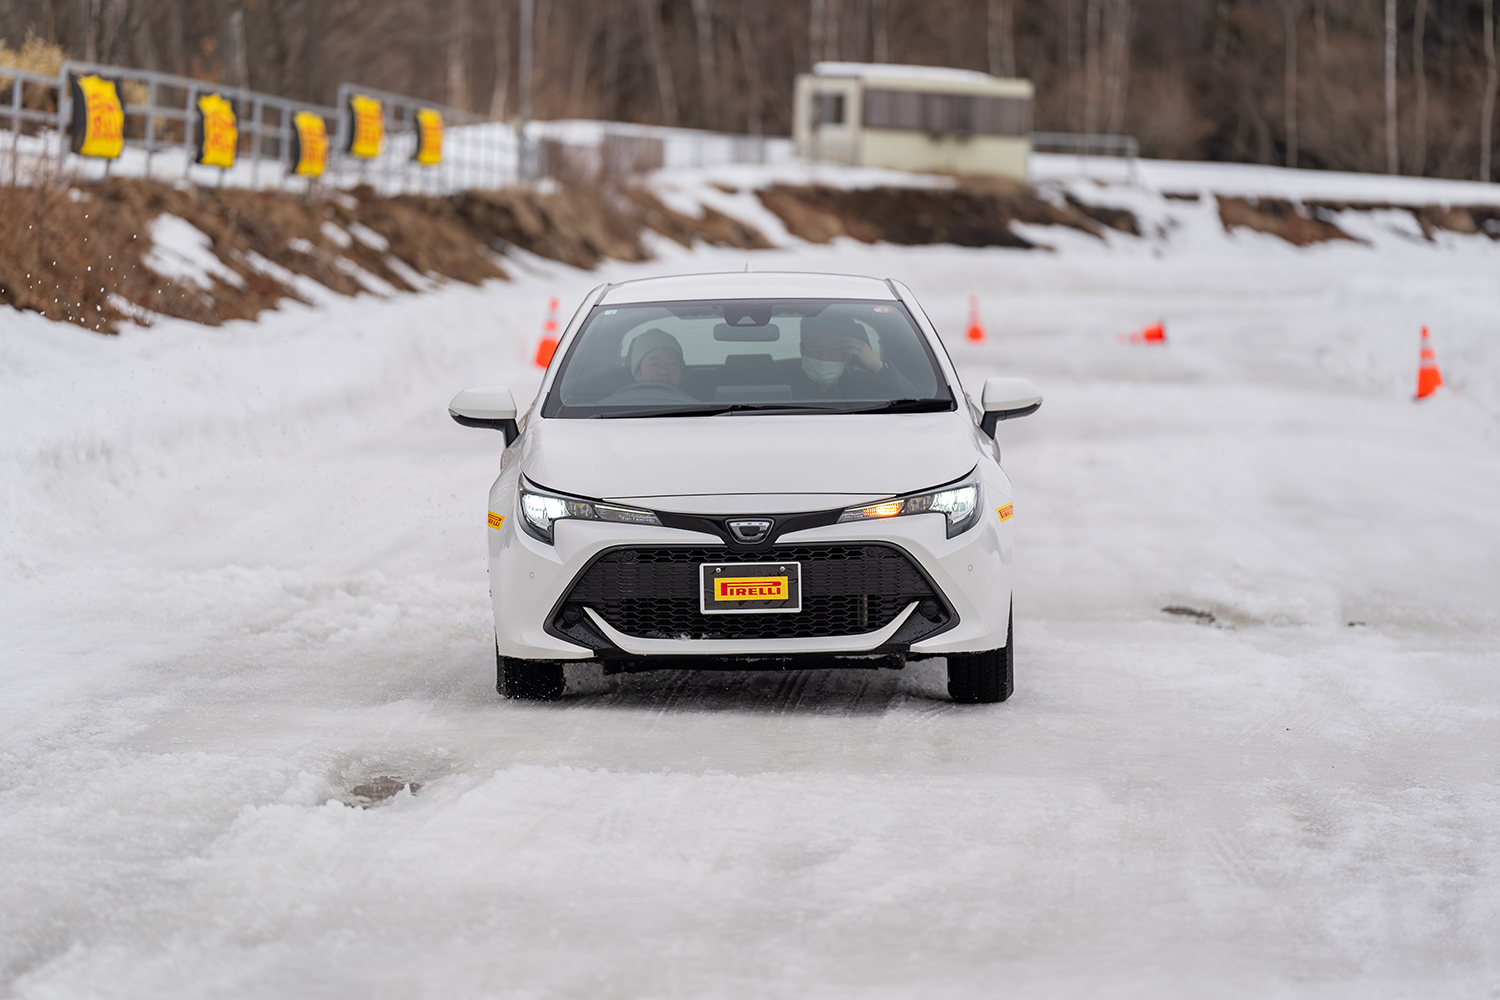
(628, 328, 685, 386)
(791, 313, 917, 399)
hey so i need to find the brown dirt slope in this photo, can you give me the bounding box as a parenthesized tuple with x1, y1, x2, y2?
(756, 180, 1137, 248)
(1215, 196, 1362, 245)
(1216, 196, 1500, 244)
(2, 180, 770, 334)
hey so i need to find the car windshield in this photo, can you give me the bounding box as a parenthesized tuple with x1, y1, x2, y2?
(541, 298, 955, 418)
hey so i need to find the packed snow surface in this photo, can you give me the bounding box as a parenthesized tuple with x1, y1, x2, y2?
(3, 166, 1500, 998)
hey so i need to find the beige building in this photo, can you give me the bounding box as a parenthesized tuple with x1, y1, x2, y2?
(793, 62, 1034, 179)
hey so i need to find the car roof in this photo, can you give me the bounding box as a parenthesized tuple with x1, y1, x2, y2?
(597, 271, 898, 305)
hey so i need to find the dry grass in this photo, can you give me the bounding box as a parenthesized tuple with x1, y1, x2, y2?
(0, 34, 64, 78)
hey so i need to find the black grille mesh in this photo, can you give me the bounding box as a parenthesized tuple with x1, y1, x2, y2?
(558, 544, 947, 641)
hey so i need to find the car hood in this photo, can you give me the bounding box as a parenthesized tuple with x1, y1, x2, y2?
(519, 411, 979, 505)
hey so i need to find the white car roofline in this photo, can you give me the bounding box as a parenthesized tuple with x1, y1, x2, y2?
(596, 270, 900, 306)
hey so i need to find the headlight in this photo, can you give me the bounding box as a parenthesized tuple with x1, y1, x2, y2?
(838, 479, 980, 538)
(517, 478, 661, 544)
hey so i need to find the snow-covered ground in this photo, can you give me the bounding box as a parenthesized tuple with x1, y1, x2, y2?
(3, 168, 1499, 997)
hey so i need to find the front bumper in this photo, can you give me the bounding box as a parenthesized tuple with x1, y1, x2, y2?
(489, 485, 1014, 662)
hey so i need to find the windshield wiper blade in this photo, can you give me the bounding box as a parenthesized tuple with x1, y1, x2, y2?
(838, 398, 954, 414)
(593, 403, 841, 419)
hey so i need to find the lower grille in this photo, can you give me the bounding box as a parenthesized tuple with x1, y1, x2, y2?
(553, 543, 952, 643)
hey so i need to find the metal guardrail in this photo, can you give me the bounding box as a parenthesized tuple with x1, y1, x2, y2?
(56, 59, 339, 189)
(3, 58, 773, 195)
(332, 82, 517, 195)
(1030, 132, 1141, 184)
(0, 65, 63, 183)
(1030, 131, 1140, 159)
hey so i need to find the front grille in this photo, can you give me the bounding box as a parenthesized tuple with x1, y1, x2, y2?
(554, 543, 951, 642)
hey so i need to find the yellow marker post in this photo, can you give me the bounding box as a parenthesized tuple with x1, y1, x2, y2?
(71, 74, 125, 159)
(291, 112, 329, 177)
(347, 94, 384, 159)
(195, 93, 238, 169)
(414, 108, 443, 166)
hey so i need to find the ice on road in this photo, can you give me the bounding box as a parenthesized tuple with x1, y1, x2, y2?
(2, 182, 1499, 998)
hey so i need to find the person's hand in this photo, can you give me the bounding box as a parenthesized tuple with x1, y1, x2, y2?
(837, 337, 883, 371)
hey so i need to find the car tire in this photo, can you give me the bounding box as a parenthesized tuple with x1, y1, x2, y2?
(497, 649, 565, 701)
(947, 603, 1014, 704)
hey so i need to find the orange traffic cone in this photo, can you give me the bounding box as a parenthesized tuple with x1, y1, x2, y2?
(1117, 321, 1167, 344)
(1415, 326, 1443, 399)
(965, 296, 986, 343)
(533, 297, 561, 368)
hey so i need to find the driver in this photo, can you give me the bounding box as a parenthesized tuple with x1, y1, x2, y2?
(792, 313, 916, 399)
(628, 328, 685, 386)
(595, 329, 695, 405)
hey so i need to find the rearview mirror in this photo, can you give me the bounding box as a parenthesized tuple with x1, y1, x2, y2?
(713, 323, 779, 341)
(449, 386, 520, 444)
(979, 377, 1042, 437)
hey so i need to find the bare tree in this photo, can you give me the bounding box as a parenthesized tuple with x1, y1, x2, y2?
(128, 0, 162, 70)
(600, 0, 621, 119)
(691, 0, 716, 125)
(988, 0, 1016, 77)
(808, 0, 824, 63)
(448, 0, 471, 111)
(637, 0, 677, 125)
(1212, 0, 1230, 67)
(1484, 0, 1497, 181)
(490, 0, 510, 118)
(736, 8, 764, 132)
(517, 0, 532, 122)
(301, 0, 325, 101)
(1103, 0, 1130, 133)
(871, 0, 888, 62)
(1066, 0, 1082, 129)
(566, 10, 590, 115)
(1083, 0, 1102, 134)
(1412, 0, 1427, 173)
(74, 0, 95, 62)
(1284, 0, 1297, 168)
(1384, 0, 1397, 173)
(100, 0, 122, 63)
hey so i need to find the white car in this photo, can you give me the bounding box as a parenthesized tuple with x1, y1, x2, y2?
(450, 272, 1041, 703)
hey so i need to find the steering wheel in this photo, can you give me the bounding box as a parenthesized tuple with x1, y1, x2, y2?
(598, 380, 699, 405)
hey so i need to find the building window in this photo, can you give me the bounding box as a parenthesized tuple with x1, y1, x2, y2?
(862, 89, 1031, 137)
(812, 92, 846, 128)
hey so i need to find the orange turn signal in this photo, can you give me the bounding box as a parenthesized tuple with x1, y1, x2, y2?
(858, 501, 904, 518)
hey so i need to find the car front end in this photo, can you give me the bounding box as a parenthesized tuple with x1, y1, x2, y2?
(451, 271, 1040, 702)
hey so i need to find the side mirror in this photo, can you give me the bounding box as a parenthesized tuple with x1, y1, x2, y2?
(449, 386, 520, 445)
(979, 377, 1042, 437)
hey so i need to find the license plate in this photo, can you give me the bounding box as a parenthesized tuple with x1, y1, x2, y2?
(699, 561, 802, 614)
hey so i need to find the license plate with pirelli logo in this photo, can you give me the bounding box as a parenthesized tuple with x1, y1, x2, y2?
(699, 562, 802, 614)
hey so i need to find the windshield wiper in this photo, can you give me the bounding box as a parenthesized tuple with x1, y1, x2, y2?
(837, 398, 954, 414)
(590, 399, 953, 419)
(592, 403, 842, 419)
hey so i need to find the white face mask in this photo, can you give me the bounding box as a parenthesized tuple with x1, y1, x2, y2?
(802, 355, 846, 385)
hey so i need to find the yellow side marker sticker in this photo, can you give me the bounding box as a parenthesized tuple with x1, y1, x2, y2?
(996, 503, 1014, 522)
(488, 512, 504, 530)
